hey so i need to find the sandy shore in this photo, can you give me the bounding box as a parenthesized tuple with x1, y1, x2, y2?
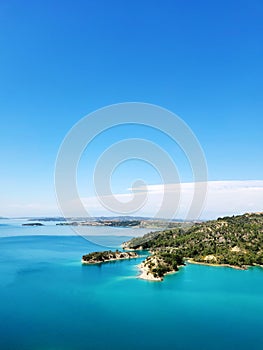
(137, 261, 182, 281)
(137, 262, 163, 281)
(186, 259, 246, 270)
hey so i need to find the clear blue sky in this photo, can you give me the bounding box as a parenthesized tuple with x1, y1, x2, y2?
(0, 0, 262, 216)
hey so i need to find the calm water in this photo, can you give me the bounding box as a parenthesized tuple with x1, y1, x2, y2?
(0, 220, 263, 350)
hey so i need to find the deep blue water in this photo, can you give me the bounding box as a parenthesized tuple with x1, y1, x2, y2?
(0, 221, 263, 350)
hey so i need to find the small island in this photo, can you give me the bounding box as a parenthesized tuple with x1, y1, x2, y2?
(82, 250, 138, 264)
(22, 223, 44, 226)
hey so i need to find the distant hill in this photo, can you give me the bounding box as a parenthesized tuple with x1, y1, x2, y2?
(28, 217, 66, 222)
(28, 215, 190, 223)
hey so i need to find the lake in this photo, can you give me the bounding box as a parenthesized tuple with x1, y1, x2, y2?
(0, 220, 262, 350)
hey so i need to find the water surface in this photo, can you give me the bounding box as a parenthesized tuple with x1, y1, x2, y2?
(0, 221, 262, 350)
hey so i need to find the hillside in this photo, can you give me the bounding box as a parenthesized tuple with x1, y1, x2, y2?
(123, 212, 263, 280)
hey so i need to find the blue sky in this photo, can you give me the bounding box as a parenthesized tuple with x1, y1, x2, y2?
(0, 0, 262, 217)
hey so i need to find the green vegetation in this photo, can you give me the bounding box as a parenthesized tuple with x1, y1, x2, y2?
(125, 212, 263, 274)
(100, 220, 141, 227)
(144, 251, 185, 278)
(82, 250, 138, 264)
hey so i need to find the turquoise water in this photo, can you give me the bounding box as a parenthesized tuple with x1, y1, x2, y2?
(0, 221, 263, 350)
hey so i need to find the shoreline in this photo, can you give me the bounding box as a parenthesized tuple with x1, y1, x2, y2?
(137, 262, 163, 281)
(136, 255, 263, 281)
(187, 258, 248, 270)
(137, 260, 184, 282)
(81, 254, 138, 265)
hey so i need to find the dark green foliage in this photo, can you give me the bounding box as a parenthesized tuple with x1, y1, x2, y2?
(125, 213, 263, 269)
(145, 250, 184, 278)
(82, 250, 137, 263)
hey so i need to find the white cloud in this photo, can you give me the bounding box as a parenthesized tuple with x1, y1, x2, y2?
(2, 180, 262, 219)
(81, 180, 263, 219)
(202, 180, 263, 219)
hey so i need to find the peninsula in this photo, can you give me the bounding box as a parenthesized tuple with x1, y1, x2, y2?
(81, 212, 263, 281)
(57, 217, 191, 229)
(123, 212, 263, 280)
(82, 250, 138, 264)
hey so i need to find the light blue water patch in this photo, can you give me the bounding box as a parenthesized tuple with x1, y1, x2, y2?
(0, 232, 262, 350)
(0, 219, 153, 247)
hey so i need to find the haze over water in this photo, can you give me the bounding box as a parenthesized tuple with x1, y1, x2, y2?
(0, 220, 262, 350)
